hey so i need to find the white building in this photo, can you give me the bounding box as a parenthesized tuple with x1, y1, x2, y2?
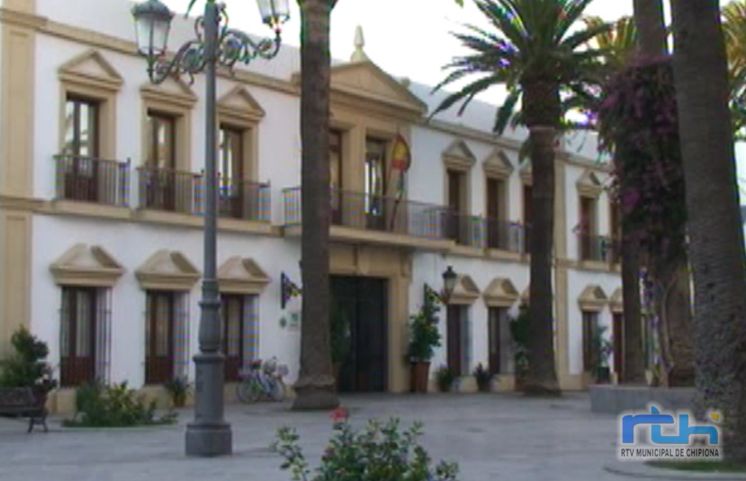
(0, 0, 622, 411)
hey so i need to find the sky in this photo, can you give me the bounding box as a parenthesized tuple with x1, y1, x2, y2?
(160, 0, 745, 200)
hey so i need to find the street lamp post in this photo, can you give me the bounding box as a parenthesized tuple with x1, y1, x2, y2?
(132, 0, 288, 457)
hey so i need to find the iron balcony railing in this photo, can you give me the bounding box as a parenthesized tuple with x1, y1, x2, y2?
(217, 176, 271, 222)
(138, 166, 203, 215)
(578, 233, 620, 263)
(138, 167, 271, 221)
(447, 213, 527, 253)
(54, 154, 130, 207)
(283, 187, 454, 240)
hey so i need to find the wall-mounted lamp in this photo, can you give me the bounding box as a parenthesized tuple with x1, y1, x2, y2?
(280, 272, 302, 309)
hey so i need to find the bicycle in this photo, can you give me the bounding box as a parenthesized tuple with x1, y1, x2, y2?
(236, 357, 288, 403)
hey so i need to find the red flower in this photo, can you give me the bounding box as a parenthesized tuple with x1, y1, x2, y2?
(329, 407, 349, 423)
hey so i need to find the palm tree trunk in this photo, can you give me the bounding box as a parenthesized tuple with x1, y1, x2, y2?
(620, 227, 645, 383)
(292, 0, 339, 411)
(633, 0, 668, 57)
(671, 0, 746, 462)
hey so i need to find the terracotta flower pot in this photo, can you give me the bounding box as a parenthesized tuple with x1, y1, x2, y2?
(410, 362, 431, 393)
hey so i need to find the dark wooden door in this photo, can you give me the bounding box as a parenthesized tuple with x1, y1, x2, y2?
(331, 277, 387, 392)
(447, 305, 463, 375)
(488, 307, 501, 376)
(613, 313, 624, 377)
(222, 294, 244, 382)
(60, 287, 97, 387)
(146, 291, 175, 384)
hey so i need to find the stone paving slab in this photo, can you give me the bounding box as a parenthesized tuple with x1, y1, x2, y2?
(0, 392, 683, 481)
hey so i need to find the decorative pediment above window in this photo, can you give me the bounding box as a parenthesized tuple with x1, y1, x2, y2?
(58, 49, 123, 92)
(520, 162, 532, 185)
(217, 86, 265, 125)
(521, 286, 530, 304)
(140, 76, 197, 109)
(443, 140, 476, 171)
(50, 244, 125, 287)
(217, 257, 270, 295)
(610, 288, 623, 313)
(448, 275, 481, 306)
(578, 285, 608, 312)
(483, 149, 514, 179)
(136, 250, 200, 291)
(483, 278, 519, 308)
(577, 170, 604, 198)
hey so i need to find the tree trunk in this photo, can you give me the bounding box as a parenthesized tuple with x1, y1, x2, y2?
(671, 0, 746, 462)
(525, 126, 559, 395)
(633, 0, 668, 58)
(622, 0, 668, 386)
(292, 0, 339, 411)
(620, 228, 646, 384)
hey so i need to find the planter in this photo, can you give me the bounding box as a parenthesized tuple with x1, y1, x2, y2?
(410, 362, 431, 393)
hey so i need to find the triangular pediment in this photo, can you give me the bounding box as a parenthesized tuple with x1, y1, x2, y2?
(218, 257, 270, 295)
(141, 76, 197, 108)
(578, 285, 608, 312)
(136, 250, 200, 291)
(449, 275, 480, 305)
(443, 140, 476, 171)
(316, 61, 426, 116)
(59, 49, 123, 91)
(483, 277, 519, 308)
(483, 149, 514, 178)
(50, 244, 124, 287)
(577, 170, 604, 198)
(218, 86, 265, 123)
(520, 162, 532, 185)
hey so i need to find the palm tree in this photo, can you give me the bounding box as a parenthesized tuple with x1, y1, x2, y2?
(585, 15, 647, 385)
(671, 0, 746, 462)
(432, 0, 607, 395)
(292, 0, 340, 410)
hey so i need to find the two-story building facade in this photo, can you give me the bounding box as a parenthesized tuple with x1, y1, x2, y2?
(0, 0, 623, 411)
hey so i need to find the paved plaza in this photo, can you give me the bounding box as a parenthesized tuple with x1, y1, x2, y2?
(0, 392, 741, 481)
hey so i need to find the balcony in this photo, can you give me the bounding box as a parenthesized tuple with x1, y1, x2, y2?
(578, 233, 620, 263)
(54, 154, 130, 207)
(449, 213, 527, 254)
(138, 166, 203, 215)
(283, 187, 454, 248)
(138, 167, 270, 222)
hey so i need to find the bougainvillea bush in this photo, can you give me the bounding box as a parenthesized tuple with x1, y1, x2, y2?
(274, 409, 459, 481)
(596, 59, 687, 263)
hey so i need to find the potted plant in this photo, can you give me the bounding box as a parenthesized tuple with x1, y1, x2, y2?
(164, 377, 190, 408)
(435, 365, 456, 393)
(473, 363, 492, 393)
(509, 305, 530, 391)
(408, 292, 442, 393)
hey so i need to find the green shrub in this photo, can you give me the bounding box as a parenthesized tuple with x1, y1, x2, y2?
(274, 414, 459, 481)
(65, 381, 176, 428)
(0, 327, 56, 391)
(435, 365, 456, 392)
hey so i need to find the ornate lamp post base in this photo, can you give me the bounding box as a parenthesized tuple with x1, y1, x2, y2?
(185, 351, 232, 457)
